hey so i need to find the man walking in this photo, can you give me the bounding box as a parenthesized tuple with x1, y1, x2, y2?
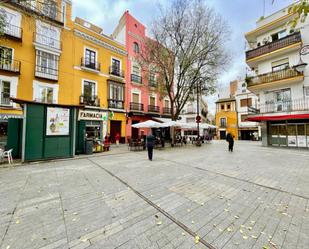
(146, 131, 155, 161)
(226, 133, 234, 152)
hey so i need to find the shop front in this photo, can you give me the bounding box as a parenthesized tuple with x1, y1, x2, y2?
(76, 109, 108, 154)
(0, 112, 23, 149)
(108, 111, 126, 144)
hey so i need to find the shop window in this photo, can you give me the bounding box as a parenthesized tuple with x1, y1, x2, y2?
(133, 42, 140, 53)
(0, 80, 11, 106)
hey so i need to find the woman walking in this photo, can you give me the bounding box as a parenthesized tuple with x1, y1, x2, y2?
(226, 133, 234, 152)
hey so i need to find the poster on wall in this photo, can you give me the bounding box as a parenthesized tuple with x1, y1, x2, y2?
(297, 136, 307, 148)
(287, 136, 297, 147)
(46, 107, 70, 136)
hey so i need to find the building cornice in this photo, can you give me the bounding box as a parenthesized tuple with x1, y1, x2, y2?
(74, 29, 127, 56)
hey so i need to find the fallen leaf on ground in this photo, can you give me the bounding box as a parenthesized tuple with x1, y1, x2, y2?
(227, 227, 233, 232)
(224, 209, 229, 212)
(191, 220, 195, 224)
(247, 226, 252, 231)
(73, 212, 78, 215)
(213, 224, 217, 227)
(250, 220, 256, 224)
(6, 246, 10, 249)
(156, 221, 162, 225)
(15, 220, 20, 224)
(239, 229, 244, 234)
(218, 228, 223, 232)
(251, 235, 258, 239)
(80, 238, 88, 243)
(234, 215, 239, 219)
(194, 235, 200, 244)
(242, 236, 248, 240)
(182, 232, 186, 236)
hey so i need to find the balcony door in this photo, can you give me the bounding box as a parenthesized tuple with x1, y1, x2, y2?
(149, 96, 155, 106)
(83, 81, 96, 101)
(275, 89, 291, 112)
(132, 93, 139, 104)
(0, 80, 11, 106)
(85, 49, 96, 69)
(112, 58, 120, 75)
(0, 47, 13, 70)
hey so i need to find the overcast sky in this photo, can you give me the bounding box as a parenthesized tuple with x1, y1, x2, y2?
(72, 0, 294, 114)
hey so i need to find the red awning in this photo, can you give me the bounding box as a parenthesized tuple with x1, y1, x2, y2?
(247, 114, 309, 122)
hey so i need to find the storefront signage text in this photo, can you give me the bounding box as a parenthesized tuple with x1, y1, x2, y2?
(78, 110, 108, 121)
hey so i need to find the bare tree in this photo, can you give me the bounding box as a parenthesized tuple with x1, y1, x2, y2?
(138, 0, 230, 121)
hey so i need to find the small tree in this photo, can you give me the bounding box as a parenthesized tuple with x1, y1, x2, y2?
(288, 0, 309, 28)
(139, 0, 229, 121)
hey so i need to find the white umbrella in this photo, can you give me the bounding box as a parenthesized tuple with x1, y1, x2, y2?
(131, 120, 163, 128)
(160, 121, 181, 128)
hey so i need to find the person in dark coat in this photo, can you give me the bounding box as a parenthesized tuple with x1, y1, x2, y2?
(226, 133, 234, 152)
(146, 132, 155, 161)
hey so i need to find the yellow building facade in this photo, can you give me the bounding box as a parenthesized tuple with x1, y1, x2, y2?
(0, 0, 127, 149)
(215, 98, 238, 140)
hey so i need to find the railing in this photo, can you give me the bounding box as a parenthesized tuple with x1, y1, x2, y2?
(34, 32, 61, 50)
(0, 93, 12, 106)
(35, 65, 58, 81)
(220, 124, 227, 128)
(34, 98, 54, 104)
(10, 0, 64, 25)
(163, 107, 171, 114)
(0, 58, 21, 73)
(130, 102, 144, 111)
(3, 23, 22, 40)
(148, 105, 160, 113)
(131, 74, 142, 84)
(108, 99, 124, 109)
(246, 32, 301, 60)
(249, 98, 309, 115)
(247, 67, 304, 87)
(80, 95, 100, 107)
(109, 66, 124, 78)
(81, 58, 101, 72)
(149, 79, 157, 87)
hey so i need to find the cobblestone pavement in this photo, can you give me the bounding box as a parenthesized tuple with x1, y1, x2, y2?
(0, 141, 308, 249)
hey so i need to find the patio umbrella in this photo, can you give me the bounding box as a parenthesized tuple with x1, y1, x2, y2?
(131, 120, 164, 128)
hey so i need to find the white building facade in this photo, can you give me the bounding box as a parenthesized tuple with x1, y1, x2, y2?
(245, 3, 309, 148)
(235, 81, 261, 140)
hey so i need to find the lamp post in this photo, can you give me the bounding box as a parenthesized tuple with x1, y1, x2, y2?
(294, 45, 308, 73)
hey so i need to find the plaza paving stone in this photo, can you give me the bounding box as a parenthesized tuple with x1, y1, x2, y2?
(0, 141, 308, 249)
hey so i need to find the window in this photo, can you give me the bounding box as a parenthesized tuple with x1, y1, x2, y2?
(133, 42, 139, 53)
(304, 87, 309, 98)
(39, 86, 53, 103)
(227, 104, 231, 110)
(149, 69, 156, 86)
(132, 63, 141, 75)
(0, 80, 11, 105)
(36, 50, 59, 79)
(109, 81, 124, 109)
(42, 1, 57, 20)
(240, 98, 252, 107)
(111, 58, 121, 75)
(271, 30, 286, 42)
(221, 104, 224, 110)
(164, 99, 170, 108)
(220, 118, 226, 128)
(241, 114, 248, 122)
(83, 81, 96, 98)
(272, 58, 289, 72)
(85, 48, 96, 69)
(149, 96, 156, 106)
(0, 47, 13, 70)
(36, 22, 60, 50)
(132, 93, 139, 103)
(265, 89, 291, 112)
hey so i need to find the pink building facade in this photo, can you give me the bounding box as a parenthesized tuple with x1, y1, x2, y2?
(113, 11, 172, 139)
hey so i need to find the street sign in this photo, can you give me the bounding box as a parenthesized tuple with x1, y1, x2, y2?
(196, 115, 201, 123)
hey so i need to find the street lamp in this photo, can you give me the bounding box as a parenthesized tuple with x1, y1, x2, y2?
(294, 45, 308, 73)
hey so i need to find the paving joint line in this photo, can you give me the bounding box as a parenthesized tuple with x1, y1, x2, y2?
(87, 158, 217, 249)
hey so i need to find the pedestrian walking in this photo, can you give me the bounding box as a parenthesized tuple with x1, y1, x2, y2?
(226, 133, 234, 152)
(115, 133, 120, 146)
(146, 131, 155, 161)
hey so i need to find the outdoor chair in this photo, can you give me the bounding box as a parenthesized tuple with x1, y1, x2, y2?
(3, 149, 13, 164)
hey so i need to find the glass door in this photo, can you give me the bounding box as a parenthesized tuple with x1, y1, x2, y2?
(296, 124, 306, 148)
(287, 124, 297, 147)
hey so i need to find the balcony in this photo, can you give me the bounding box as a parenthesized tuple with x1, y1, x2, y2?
(81, 58, 101, 72)
(9, 0, 64, 25)
(163, 107, 171, 115)
(249, 98, 309, 115)
(130, 102, 144, 111)
(34, 32, 61, 50)
(80, 95, 100, 107)
(0, 58, 21, 74)
(35, 65, 58, 81)
(109, 66, 124, 78)
(246, 32, 301, 62)
(0, 93, 12, 106)
(247, 67, 304, 89)
(3, 23, 22, 41)
(131, 74, 142, 84)
(108, 99, 124, 109)
(34, 98, 55, 104)
(148, 105, 160, 113)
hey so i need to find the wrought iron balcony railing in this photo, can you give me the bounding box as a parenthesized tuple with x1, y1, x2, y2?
(35, 65, 58, 81)
(3, 23, 22, 40)
(246, 67, 304, 87)
(148, 105, 160, 113)
(80, 95, 100, 107)
(246, 32, 301, 60)
(131, 74, 142, 84)
(108, 99, 124, 109)
(163, 107, 171, 114)
(109, 66, 124, 78)
(130, 102, 144, 111)
(34, 98, 55, 104)
(0, 93, 12, 106)
(81, 58, 101, 72)
(248, 98, 309, 115)
(9, 0, 65, 25)
(34, 32, 61, 50)
(0, 58, 21, 73)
